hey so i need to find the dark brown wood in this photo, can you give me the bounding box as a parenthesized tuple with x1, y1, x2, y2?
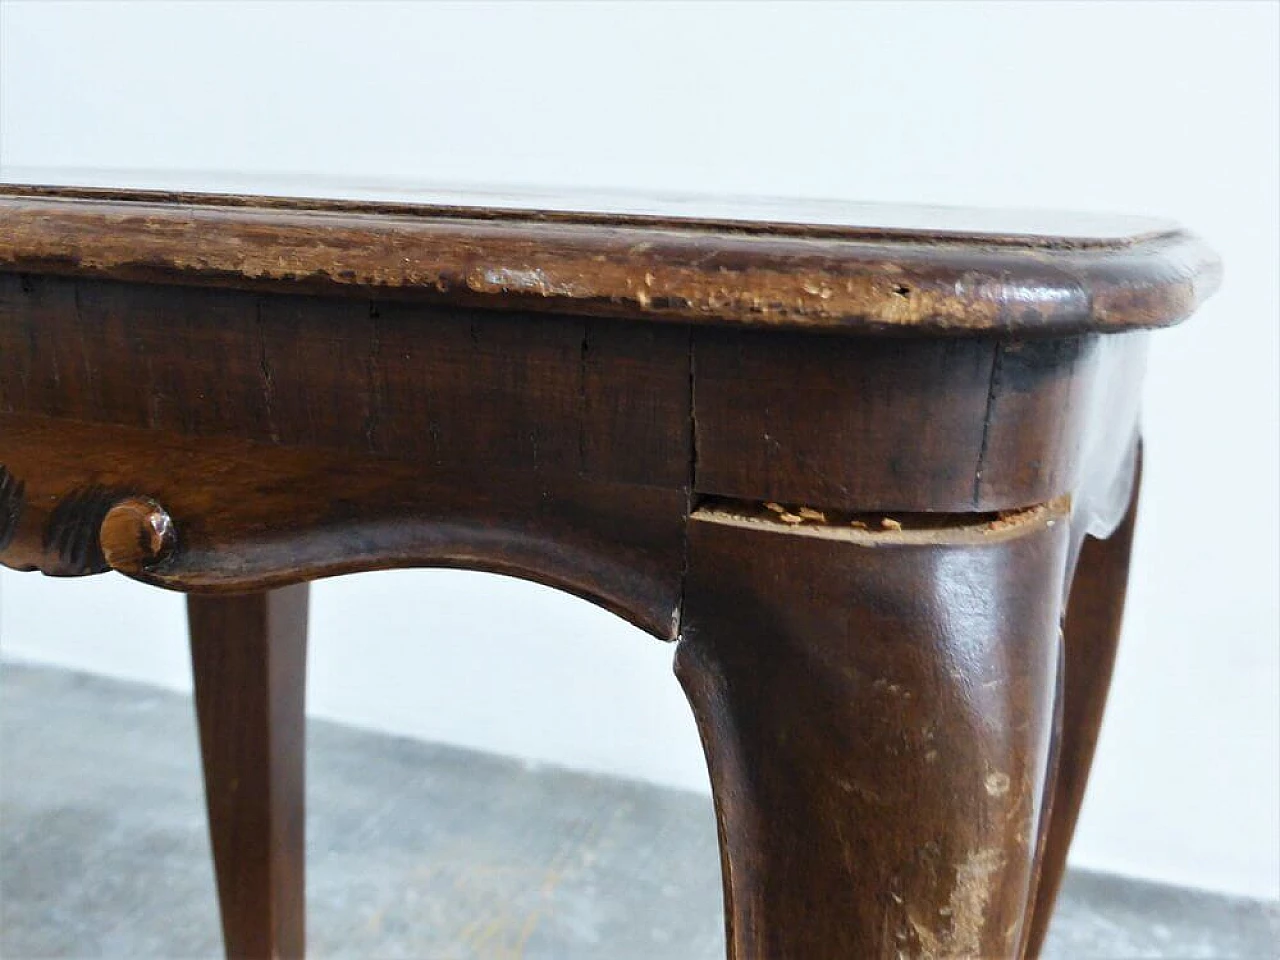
(973, 338, 1100, 508)
(188, 585, 309, 960)
(0, 463, 24, 551)
(677, 500, 1070, 959)
(0, 183, 1219, 336)
(0, 411, 686, 638)
(0, 274, 1148, 518)
(693, 328, 1147, 513)
(0, 274, 691, 489)
(0, 181, 1220, 959)
(1024, 454, 1143, 958)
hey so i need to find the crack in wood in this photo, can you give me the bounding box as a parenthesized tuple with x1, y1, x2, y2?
(692, 494, 1070, 544)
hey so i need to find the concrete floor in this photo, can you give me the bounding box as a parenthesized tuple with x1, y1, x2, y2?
(0, 661, 1275, 959)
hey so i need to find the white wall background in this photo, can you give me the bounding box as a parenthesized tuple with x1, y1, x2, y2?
(0, 0, 1276, 902)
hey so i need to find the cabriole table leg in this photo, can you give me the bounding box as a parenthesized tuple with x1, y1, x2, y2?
(1024, 457, 1142, 957)
(676, 502, 1071, 959)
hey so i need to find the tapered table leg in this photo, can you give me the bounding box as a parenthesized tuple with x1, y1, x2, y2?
(188, 585, 309, 960)
(1024, 463, 1142, 957)
(676, 504, 1070, 959)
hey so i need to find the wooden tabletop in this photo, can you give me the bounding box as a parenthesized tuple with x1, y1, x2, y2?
(0, 170, 1220, 335)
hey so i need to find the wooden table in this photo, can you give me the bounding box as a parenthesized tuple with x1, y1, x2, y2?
(0, 178, 1219, 959)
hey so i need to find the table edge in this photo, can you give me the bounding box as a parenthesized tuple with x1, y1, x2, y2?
(0, 188, 1222, 335)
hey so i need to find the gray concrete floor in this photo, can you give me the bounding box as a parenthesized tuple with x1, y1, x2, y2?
(0, 661, 1275, 959)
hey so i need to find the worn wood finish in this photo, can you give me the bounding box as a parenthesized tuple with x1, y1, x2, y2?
(0, 185, 1219, 335)
(0, 178, 1219, 960)
(0, 274, 1148, 517)
(1024, 454, 1143, 958)
(676, 501, 1070, 959)
(188, 585, 309, 960)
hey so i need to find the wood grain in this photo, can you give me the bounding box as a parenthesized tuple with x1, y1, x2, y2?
(0, 275, 691, 489)
(0, 186, 1219, 335)
(0, 275, 1148, 519)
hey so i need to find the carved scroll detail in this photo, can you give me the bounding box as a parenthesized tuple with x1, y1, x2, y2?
(42, 484, 134, 575)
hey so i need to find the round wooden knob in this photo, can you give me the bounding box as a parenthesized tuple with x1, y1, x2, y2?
(100, 497, 176, 571)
